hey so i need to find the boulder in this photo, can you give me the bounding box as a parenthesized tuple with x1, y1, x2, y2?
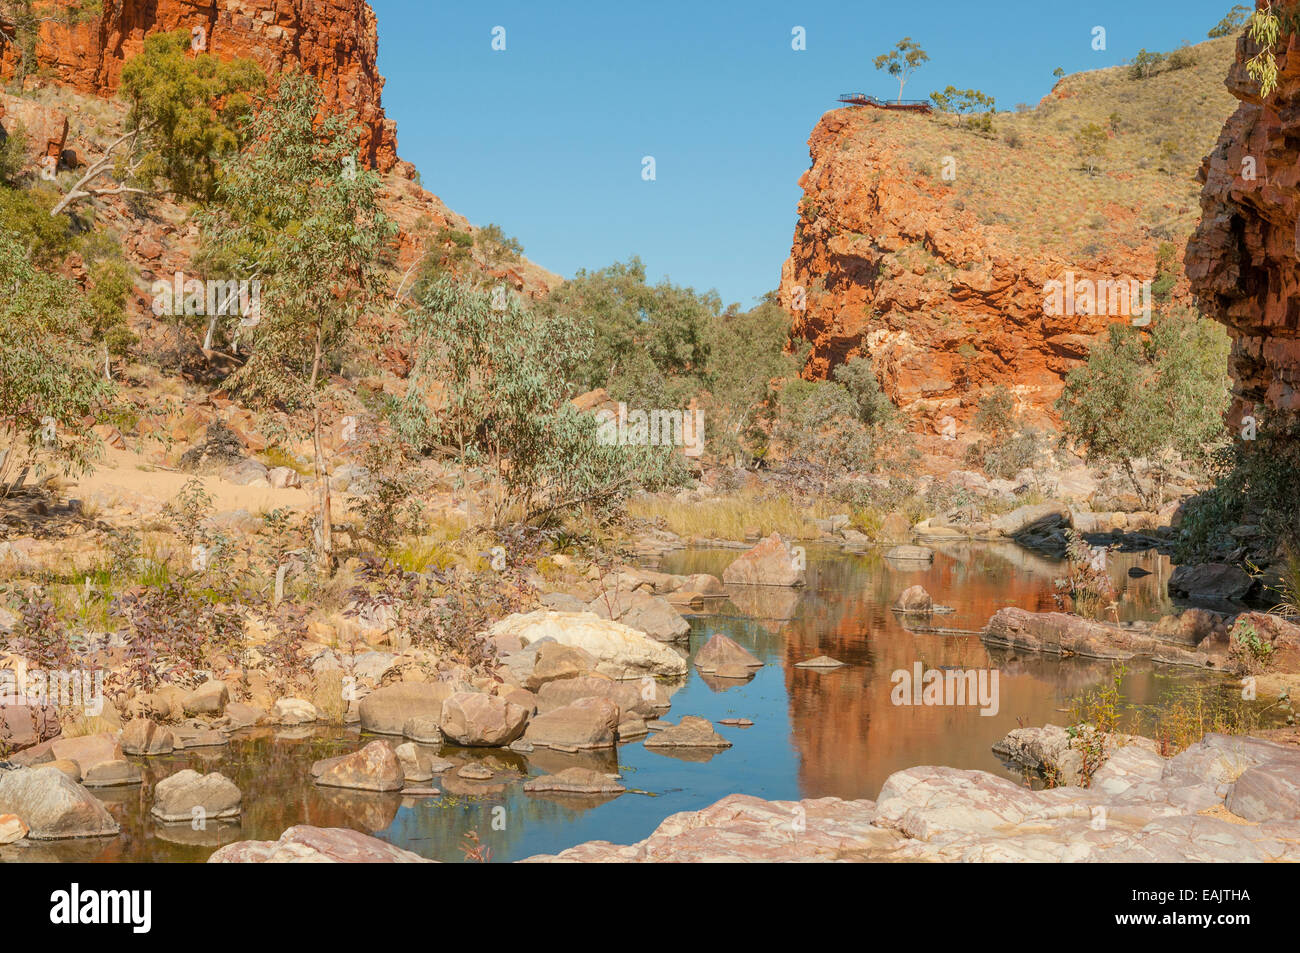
(209, 825, 433, 863)
(1169, 563, 1254, 604)
(48, 733, 122, 774)
(267, 466, 302, 489)
(0, 766, 119, 839)
(893, 585, 934, 613)
(150, 770, 242, 823)
(120, 718, 174, 755)
(991, 503, 1071, 536)
(439, 692, 529, 747)
(523, 696, 620, 750)
(401, 716, 443, 745)
(314, 740, 405, 792)
(393, 742, 435, 782)
(535, 674, 662, 719)
(525, 642, 597, 691)
(488, 611, 687, 680)
(693, 633, 761, 673)
(1227, 612, 1300, 671)
(619, 595, 691, 642)
(722, 533, 806, 587)
(358, 682, 454, 735)
(271, 697, 318, 726)
(1227, 762, 1300, 822)
(0, 702, 60, 751)
(182, 679, 229, 716)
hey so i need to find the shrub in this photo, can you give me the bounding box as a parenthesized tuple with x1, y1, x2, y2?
(1129, 48, 1166, 79)
(1056, 312, 1231, 507)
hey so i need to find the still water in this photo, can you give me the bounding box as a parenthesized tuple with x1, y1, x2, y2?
(2, 542, 1242, 862)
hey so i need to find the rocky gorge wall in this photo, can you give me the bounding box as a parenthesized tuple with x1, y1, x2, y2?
(1187, 4, 1300, 430)
(1, 0, 398, 170)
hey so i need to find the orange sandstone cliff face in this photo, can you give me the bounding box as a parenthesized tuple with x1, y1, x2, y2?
(1187, 14, 1300, 428)
(778, 110, 1175, 433)
(1, 0, 398, 171)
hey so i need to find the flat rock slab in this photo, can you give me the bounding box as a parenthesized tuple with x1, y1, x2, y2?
(524, 767, 625, 796)
(208, 825, 434, 863)
(795, 656, 845, 669)
(643, 715, 732, 749)
(82, 760, 143, 788)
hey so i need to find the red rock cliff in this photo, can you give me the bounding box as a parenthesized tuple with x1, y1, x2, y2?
(1, 0, 398, 170)
(1187, 3, 1300, 428)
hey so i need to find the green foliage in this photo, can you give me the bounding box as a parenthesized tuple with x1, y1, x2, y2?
(1055, 311, 1231, 505)
(475, 223, 523, 268)
(1176, 419, 1300, 564)
(873, 36, 929, 101)
(0, 121, 26, 183)
(203, 71, 394, 411)
(86, 259, 136, 364)
(700, 298, 805, 464)
(1130, 48, 1167, 79)
(964, 385, 1045, 479)
(1209, 4, 1250, 37)
(1246, 3, 1283, 97)
(774, 357, 904, 489)
(118, 30, 265, 202)
(539, 257, 717, 409)
(930, 86, 996, 132)
(1075, 122, 1108, 173)
(398, 277, 687, 524)
(412, 226, 475, 294)
(0, 183, 72, 265)
(1229, 620, 1275, 675)
(0, 228, 113, 486)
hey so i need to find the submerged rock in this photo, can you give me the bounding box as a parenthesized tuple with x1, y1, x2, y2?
(794, 655, 845, 669)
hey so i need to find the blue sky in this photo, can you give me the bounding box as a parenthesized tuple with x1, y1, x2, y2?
(371, 0, 1237, 308)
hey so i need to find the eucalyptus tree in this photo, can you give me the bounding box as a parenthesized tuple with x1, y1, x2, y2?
(202, 72, 395, 571)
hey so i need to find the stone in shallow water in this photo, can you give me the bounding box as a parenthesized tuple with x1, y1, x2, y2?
(402, 716, 443, 745)
(456, 763, 493, 780)
(314, 740, 405, 792)
(440, 692, 529, 747)
(718, 718, 753, 727)
(208, 825, 434, 863)
(0, 767, 119, 839)
(794, 655, 845, 669)
(151, 769, 242, 823)
(271, 697, 318, 726)
(524, 767, 625, 796)
(694, 633, 761, 673)
(643, 715, 732, 749)
(82, 759, 143, 788)
(394, 742, 434, 782)
(523, 696, 619, 750)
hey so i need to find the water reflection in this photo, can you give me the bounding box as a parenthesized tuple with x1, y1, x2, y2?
(0, 543, 1241, 864)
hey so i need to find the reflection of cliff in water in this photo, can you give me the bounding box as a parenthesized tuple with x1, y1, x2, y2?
(662, 540, 1191, 802)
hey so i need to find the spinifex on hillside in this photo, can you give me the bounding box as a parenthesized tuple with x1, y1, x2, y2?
(0, 0, 1297, 892)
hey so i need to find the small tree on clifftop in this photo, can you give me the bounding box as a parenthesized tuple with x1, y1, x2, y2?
(874, 37, 929, 103)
